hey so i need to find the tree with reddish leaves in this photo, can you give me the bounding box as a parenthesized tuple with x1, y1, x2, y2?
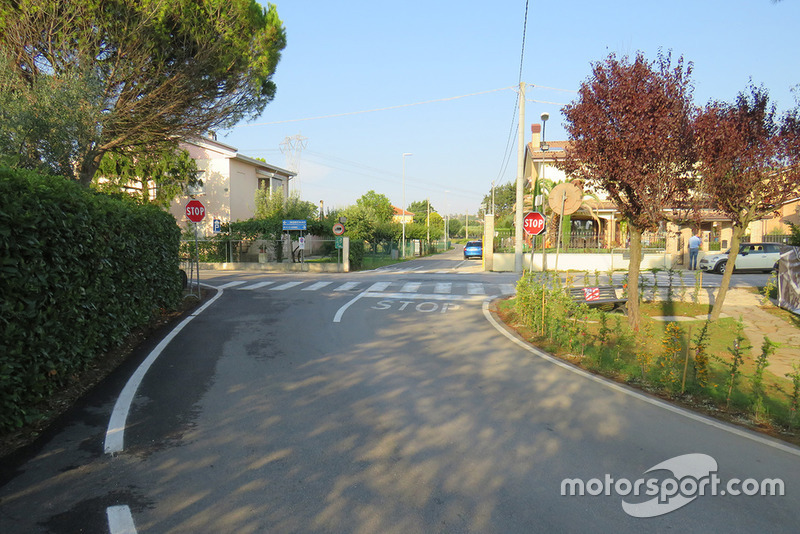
(560, 51, 697, 330)
(695, 85, 800, 320)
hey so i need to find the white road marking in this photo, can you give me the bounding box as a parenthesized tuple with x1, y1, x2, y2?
(238, 281, 274, 290)
(218, 280, 246, 289)
(367, 281, 392, 292)
(467, 283, 485, 295)
(302, 281, 333, 291)
(434, 282, 452, 294)
(271, 281, 304, 291)
(334, 281, 360, 291)
(400, 282, 421, 292)
(105, 286, 224, 454)
(107, 505, 137, 534)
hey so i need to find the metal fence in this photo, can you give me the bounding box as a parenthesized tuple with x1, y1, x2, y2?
(493, 229, 668, 253)
(181, 237, 451, 265)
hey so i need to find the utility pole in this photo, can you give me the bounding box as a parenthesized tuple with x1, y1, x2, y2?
(514, 81, 526, 272)
(426, 198, 430, 244)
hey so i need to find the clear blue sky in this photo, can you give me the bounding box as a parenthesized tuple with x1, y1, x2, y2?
(219, 0, 800, 216)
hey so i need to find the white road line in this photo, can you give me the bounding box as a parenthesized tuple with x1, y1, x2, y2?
(107, 505, 137, 534)
(238, 281, 274, 290)
(434, 282, 452, 294)
(334, 281, 360, 291)
(333, 292, 364, 323)
(218, 280, 246, 289)
(367, 281, 392, 292)
(467, 283, 485, 295)
(302, 281, 333, 291)
(363, 292, 485, 301)
(481, 300, 800, 458)
(400, 282, 421, 292)
(105, 286, 224, 454)
(271, 281, 304, 291)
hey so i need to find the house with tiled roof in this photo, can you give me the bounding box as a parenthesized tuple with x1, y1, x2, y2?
(169, 136, 295, 235)
(392, 206, 415, 225)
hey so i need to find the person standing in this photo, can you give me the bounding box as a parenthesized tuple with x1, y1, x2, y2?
(688, 230, 702, 270)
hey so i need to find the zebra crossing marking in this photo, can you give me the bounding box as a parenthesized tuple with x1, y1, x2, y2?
(302, 281, 333, 291)
(218, 281, 246, 289)
(271, 281, 304, 291)
(434, 282, 452, 294)
(238, 281, 275, 290)
(467, 283, 485, 295)
(367, 281, 392, 292)
(400, 282, 421, 293)
(334, 281, 360, 291)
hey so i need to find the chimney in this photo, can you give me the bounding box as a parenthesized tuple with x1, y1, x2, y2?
(531, 124, 541, 150)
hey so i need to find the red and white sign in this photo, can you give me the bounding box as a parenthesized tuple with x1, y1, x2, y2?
(332, 222, 345, 236)
(583, 287, 600, 301)
(185, 200, 206, 223)
(523, 211, 545, 236)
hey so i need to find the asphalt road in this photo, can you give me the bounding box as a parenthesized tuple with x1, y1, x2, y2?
(0, 248, 795, 533)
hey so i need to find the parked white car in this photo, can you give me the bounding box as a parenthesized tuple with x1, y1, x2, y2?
(699, 242, 782, 274)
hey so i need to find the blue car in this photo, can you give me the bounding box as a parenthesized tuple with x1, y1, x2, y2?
(463, 240, 482, 260)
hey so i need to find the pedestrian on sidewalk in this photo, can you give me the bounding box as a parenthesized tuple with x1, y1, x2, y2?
(688, 230, 701, 270)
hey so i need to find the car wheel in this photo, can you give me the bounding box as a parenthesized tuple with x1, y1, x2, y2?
(715, 260, 727, 274)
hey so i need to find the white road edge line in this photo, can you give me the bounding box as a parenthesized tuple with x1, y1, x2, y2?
(107, 505, 137, 534)
(333, 291, 364, 323)
(481, 299, 800, 458)
(104, 285, 224, 455)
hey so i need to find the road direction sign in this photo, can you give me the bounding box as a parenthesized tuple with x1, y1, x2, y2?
(185, 200, 206, 222)
(332, 222, 345, 235)
(282, 219, 307, 231)
(523, 211, 546, 236)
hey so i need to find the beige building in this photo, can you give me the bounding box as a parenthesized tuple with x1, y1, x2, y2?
(392, 206, 415, 225)
(170, 136, 295, 235)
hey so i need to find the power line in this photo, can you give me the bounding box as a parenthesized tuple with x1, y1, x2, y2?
(235, 87, 515, 127)
(494, 0, 531, 185)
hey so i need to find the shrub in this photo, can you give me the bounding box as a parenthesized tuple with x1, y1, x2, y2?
(0, 167, 182, 431)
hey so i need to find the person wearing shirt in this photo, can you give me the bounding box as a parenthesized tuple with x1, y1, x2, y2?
(688, 231, 702, 270)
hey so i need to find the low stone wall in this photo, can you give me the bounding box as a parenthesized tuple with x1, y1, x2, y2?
(199, 262, 342, 272)
(489, 251, 692, 272)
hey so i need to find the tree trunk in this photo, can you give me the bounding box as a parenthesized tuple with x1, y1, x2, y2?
(77, 150, 105, 187)
(710, 225, 745, 320)
(626, 226, 643, 331)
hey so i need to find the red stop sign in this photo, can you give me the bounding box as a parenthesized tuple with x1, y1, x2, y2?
(523, 211, 545, 235)
(185, 200, 206, 223)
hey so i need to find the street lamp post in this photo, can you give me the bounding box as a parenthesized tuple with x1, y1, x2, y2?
(402, 152, 412, 258)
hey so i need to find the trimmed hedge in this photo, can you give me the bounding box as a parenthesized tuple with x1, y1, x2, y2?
(0, 167, 182, 431)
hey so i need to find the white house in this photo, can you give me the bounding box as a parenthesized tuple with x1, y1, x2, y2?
(170, 136, 296, 235)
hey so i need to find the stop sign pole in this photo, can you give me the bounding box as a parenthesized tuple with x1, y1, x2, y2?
(185, 200, 206, 297)
(523, 212, 546, 274)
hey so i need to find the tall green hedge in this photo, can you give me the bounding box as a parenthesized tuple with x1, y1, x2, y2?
(0, 167, 182, 431)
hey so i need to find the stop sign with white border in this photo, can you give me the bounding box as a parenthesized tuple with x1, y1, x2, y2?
(185, 200, 206, 223)
(523, 211, 545, 235)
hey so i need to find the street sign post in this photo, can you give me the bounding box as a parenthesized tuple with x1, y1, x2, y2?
(185, 200, 205, 297)
(523, 211, 545, 236)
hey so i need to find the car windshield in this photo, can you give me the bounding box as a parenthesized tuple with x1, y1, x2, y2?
(466, 241, 481, 247)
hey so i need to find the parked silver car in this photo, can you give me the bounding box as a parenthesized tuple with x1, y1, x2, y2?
(699, 242, 782, 274)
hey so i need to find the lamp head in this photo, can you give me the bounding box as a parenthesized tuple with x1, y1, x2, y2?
(540, 112, 550, 122)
